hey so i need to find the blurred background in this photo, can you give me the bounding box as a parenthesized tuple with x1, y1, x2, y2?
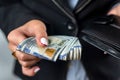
(0, 29, 21, 80)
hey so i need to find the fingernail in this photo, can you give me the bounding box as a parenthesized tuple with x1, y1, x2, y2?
(34, 68, 40, 73)
(40, 37, 48, 45)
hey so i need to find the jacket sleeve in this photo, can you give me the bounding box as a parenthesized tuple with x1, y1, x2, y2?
(0, 2, 43, 36)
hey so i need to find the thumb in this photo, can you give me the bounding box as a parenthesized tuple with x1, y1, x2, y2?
(22, 20, 48, 47)
(35, 30, 48, 47)
(31, 20, 48, 47)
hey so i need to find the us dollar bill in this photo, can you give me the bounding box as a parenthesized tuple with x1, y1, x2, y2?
(17, 35, 82, 61)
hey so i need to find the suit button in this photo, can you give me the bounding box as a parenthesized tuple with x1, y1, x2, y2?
(67, 23, 78, 36)
(67, 24, 75, 31)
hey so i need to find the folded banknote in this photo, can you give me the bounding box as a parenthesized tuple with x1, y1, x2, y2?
(17, 35, 82, 61)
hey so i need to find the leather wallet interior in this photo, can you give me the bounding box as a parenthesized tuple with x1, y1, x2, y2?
(81, 15, 120, 59)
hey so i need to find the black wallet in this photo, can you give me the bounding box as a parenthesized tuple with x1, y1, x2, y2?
(81, 15, 120, 59)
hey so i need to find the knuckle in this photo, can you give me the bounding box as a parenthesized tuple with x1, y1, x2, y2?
(22, 62, 28, 67)
(19, 53, 26, 61)
(23, 71, 34, 77)
(22, 71, 27, 76)
(22, 69, 29, 76)
(22, 68, 35, 76)
(7, 33, 12, 42)
(7, 30, 15, 42)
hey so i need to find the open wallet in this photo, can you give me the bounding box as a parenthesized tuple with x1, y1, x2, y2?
(81, 15, 120, 59)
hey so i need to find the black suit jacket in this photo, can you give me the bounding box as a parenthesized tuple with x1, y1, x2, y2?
(0, 0, 120, 80)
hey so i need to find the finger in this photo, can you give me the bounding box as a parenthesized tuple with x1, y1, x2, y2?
(22, 20, 48, 46)
(8, 43, 17, 52)
(8, 43, 19, 60)
(8, 43, 40, 61)
(108, 3, 120, 16)
(31, 24, 48, 47)
(36, 34, 48, 47)
(22, 66, 40, 76)
(15, 51, 40, 61)
(19, 59, 40, 67)
(7, 29, 26, 46)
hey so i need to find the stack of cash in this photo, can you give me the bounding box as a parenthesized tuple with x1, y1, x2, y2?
(17, 35, 82, 61)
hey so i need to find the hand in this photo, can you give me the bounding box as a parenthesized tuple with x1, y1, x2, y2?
(108, 3, 120, 16)
(7, 20, 48, 76)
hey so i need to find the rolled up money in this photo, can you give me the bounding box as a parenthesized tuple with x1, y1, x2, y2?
(17, 35, 82, 61)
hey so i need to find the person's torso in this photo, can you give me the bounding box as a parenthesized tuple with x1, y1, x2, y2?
(0, 0, 117, 36)
(22, 0, 117, 36)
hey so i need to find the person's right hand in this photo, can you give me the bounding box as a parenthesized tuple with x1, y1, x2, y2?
(108, 3, 120, 16)
(7, 19, 48, 76)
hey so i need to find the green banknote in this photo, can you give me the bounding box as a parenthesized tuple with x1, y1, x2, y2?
(17, 35, 82, 61)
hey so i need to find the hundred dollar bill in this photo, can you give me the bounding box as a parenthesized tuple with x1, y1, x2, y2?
(17, 35, 82, 61)
(59, 40, 82, 61)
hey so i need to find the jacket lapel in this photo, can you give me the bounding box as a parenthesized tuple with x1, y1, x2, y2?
(74, 0, 92, 14)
